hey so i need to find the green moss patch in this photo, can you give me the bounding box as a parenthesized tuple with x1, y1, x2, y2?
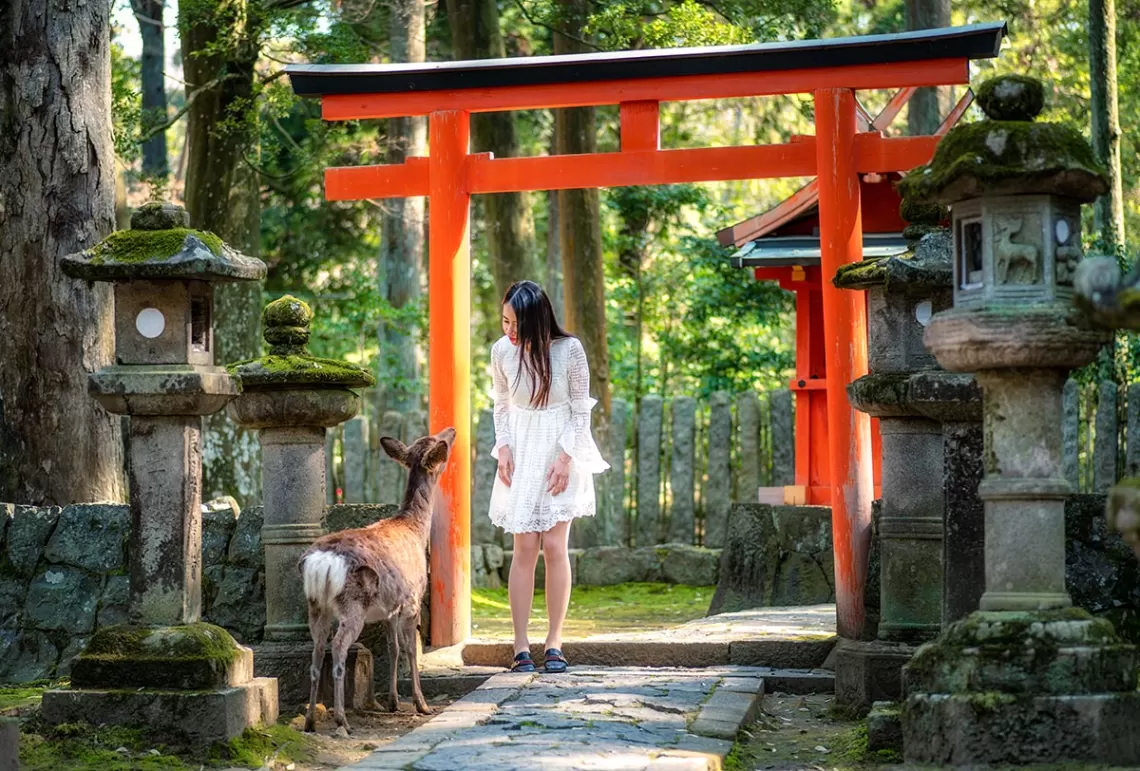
(0, 681, 56, 713)
(19, 720, 315, 771)
(471, 582, 714, 639)
(71, 623, 243, 690)
(897, 120, 1107, 204)
(228, 354, 375, 389)
(91, 228, 224, 264)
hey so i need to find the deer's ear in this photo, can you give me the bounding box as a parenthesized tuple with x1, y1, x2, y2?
(422, 439, 451, 472)
(380, 437, 409, 467)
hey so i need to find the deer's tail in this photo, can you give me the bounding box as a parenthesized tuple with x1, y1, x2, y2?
(300, 550, 348, 611)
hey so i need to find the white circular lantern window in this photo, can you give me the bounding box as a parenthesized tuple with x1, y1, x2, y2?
(135, 308, 166, 339)
(1055, 219, 1071, 245)
(914, 300, 933, 327)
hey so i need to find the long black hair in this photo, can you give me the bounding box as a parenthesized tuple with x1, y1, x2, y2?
(503, 280, 571, 407)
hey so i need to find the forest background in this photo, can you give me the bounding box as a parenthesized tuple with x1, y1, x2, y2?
(3, 0, 1133, 506)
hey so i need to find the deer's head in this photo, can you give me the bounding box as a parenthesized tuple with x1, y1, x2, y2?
(380, 427, 456, 480)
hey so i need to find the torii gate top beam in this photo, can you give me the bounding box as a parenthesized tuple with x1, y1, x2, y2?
(287, 23, 1005, 119)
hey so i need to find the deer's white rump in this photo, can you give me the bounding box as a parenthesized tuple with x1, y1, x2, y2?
(301, 551, 348, 611)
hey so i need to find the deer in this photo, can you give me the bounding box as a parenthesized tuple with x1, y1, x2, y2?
(299, 427, 455, 733)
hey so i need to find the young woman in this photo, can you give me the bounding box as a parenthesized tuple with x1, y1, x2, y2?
(488, 280, 609, 673)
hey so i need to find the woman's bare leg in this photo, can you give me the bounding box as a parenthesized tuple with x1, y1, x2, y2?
(542, 520, 572, 651)
(510, 531, 542, 654)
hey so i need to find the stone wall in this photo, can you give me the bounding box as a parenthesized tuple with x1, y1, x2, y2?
(0, 501, 722, 684)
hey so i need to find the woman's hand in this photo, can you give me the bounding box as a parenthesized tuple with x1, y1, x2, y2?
(546, 452, 572, 496)
(497, 446, 514, 487)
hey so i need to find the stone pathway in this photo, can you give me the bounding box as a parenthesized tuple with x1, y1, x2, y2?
(343, 666, 772, 770)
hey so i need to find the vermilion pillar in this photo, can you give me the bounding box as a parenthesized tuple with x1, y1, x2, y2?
(814, 89, 874, 640)
(428, 110, 472, 646)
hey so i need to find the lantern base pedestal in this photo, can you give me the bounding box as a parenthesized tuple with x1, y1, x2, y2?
(902, 609, 1140, 765)
(834, 638, 917, 715)
(254, 642, 375, 712)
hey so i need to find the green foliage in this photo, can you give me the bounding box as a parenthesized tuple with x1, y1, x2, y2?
(109, 36, 141, 164)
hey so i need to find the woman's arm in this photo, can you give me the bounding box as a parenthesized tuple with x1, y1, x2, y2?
(491, 342, 514, 486)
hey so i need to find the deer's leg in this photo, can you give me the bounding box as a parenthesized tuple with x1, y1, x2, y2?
(384, 617, 401, 712)
(330, 606, 365, 731)
(403, 613, 431, 714)
(304, 602, 333, 733)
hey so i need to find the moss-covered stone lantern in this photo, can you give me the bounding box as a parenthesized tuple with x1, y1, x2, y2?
(895, 77, 1140, 766)
(227, 295, 376, 710)
(42, 202, 277, 743)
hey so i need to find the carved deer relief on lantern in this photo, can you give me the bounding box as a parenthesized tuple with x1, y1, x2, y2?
(992, 213, 1040, 285)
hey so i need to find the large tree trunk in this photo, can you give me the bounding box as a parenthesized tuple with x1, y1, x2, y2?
(378, 0, 427, 415)
(554, 0, 610, 416)
(446, 0, 540, 302)
(1090, 0, 1125, 251)
(0, 0, 125, 505)
(180, 1, 263, 504)
(131, 0, 169, 178)
(905, 0, 950, 135)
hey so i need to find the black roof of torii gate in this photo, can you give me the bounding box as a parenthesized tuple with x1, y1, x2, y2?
(286, 22, 1006, 98)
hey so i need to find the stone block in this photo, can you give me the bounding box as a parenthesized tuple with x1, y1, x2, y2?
(941, 421, 985, 626)
(668, 397, 697, 544)
(202, 498, 239, 567)
(56, 636, 90, 677)
(704, 392, 732, 548)
(728, 638, 836, 670)
(770, 390, 794, 485)
(255, 641, 373, 712)
(6, 506, 59, 577)
(1127, 383, 1140, 477)
(23, 566, 100, 634)
(343, 415, 369, 503)
(0, 504, 12, 550)
(0, 628, 58, 683)
(575, 546, 660, 586)
(1063, 377, 1080, 487)
(0, 716, 17, 771)
(834, 639, 914, 714)
(708, 504, 834, 615)
(43, 504, 129, 573)
(226, 505, 264, 569)
(866, 701, 902, 753)
(471, 408, 498, 545)
(41, 677, 278, 744)
(325, 503, 398, 532)
(71, 623, 254, 690)
(903, 692, 1140, 766)
(376, 411, 407, 506)
(205, 566, 265, 644)
(1095, 380, 1119, 494)
(637, 395, 664, 546)
(0, 575, 26, 627)
(661, 544, 719, 586)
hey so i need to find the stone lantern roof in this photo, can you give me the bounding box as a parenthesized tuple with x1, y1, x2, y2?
(61, 202, 266, 282)
(896, 75, 1108, 205)
(228, 295, 376, 390)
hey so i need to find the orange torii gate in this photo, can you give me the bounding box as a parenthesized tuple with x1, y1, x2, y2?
(286, 22, 1005, 647)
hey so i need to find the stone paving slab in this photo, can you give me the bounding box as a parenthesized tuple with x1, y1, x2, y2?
(339, 667, 765, 771)
(462, 606, 837, 670)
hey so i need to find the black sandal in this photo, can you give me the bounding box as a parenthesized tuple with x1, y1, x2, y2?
(511, 651, 536, 672)
(544, 648, 568, 673)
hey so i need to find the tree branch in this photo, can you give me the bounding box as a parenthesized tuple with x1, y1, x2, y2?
(137, 73, 239, 143)
(512, 0, 601, 51)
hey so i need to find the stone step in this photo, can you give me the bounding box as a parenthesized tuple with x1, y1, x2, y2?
(461, 636, 836, 670)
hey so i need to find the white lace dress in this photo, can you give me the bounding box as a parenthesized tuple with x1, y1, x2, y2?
(488, 335, 610, 534)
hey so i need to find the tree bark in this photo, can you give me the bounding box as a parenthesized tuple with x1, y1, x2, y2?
(131, 0, 169, 179)
(379, 0, 427, 414)
(554, 0, 610, 416)
(180, 0, 263, 504)
(1090, 0, 1125, 251)
(905, 0, 950, 135)
(0, 0, 125, 504)
(446, 0, 540, 302)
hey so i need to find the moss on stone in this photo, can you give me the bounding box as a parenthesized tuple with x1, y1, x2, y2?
(897, 120, 1108, 204)
(899, 197, 947, 226)
(832, 232, 951, 292)
(976, 75, 1045, 121)
(847, 372, 911, 412)
(227, 353, 375, 390)
(89, 228, 224, 264)
(81, 623, 240, 662)
(262, 295, 313, 354)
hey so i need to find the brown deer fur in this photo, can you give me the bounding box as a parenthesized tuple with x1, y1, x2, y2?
(299, 427, 455, 732)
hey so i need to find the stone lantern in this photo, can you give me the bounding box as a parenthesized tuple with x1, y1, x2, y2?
(896, 76, 1140, 765)
(227, 295, 376, 710)
(41, 202, 278, 743)
(831, 202, 953, 712)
